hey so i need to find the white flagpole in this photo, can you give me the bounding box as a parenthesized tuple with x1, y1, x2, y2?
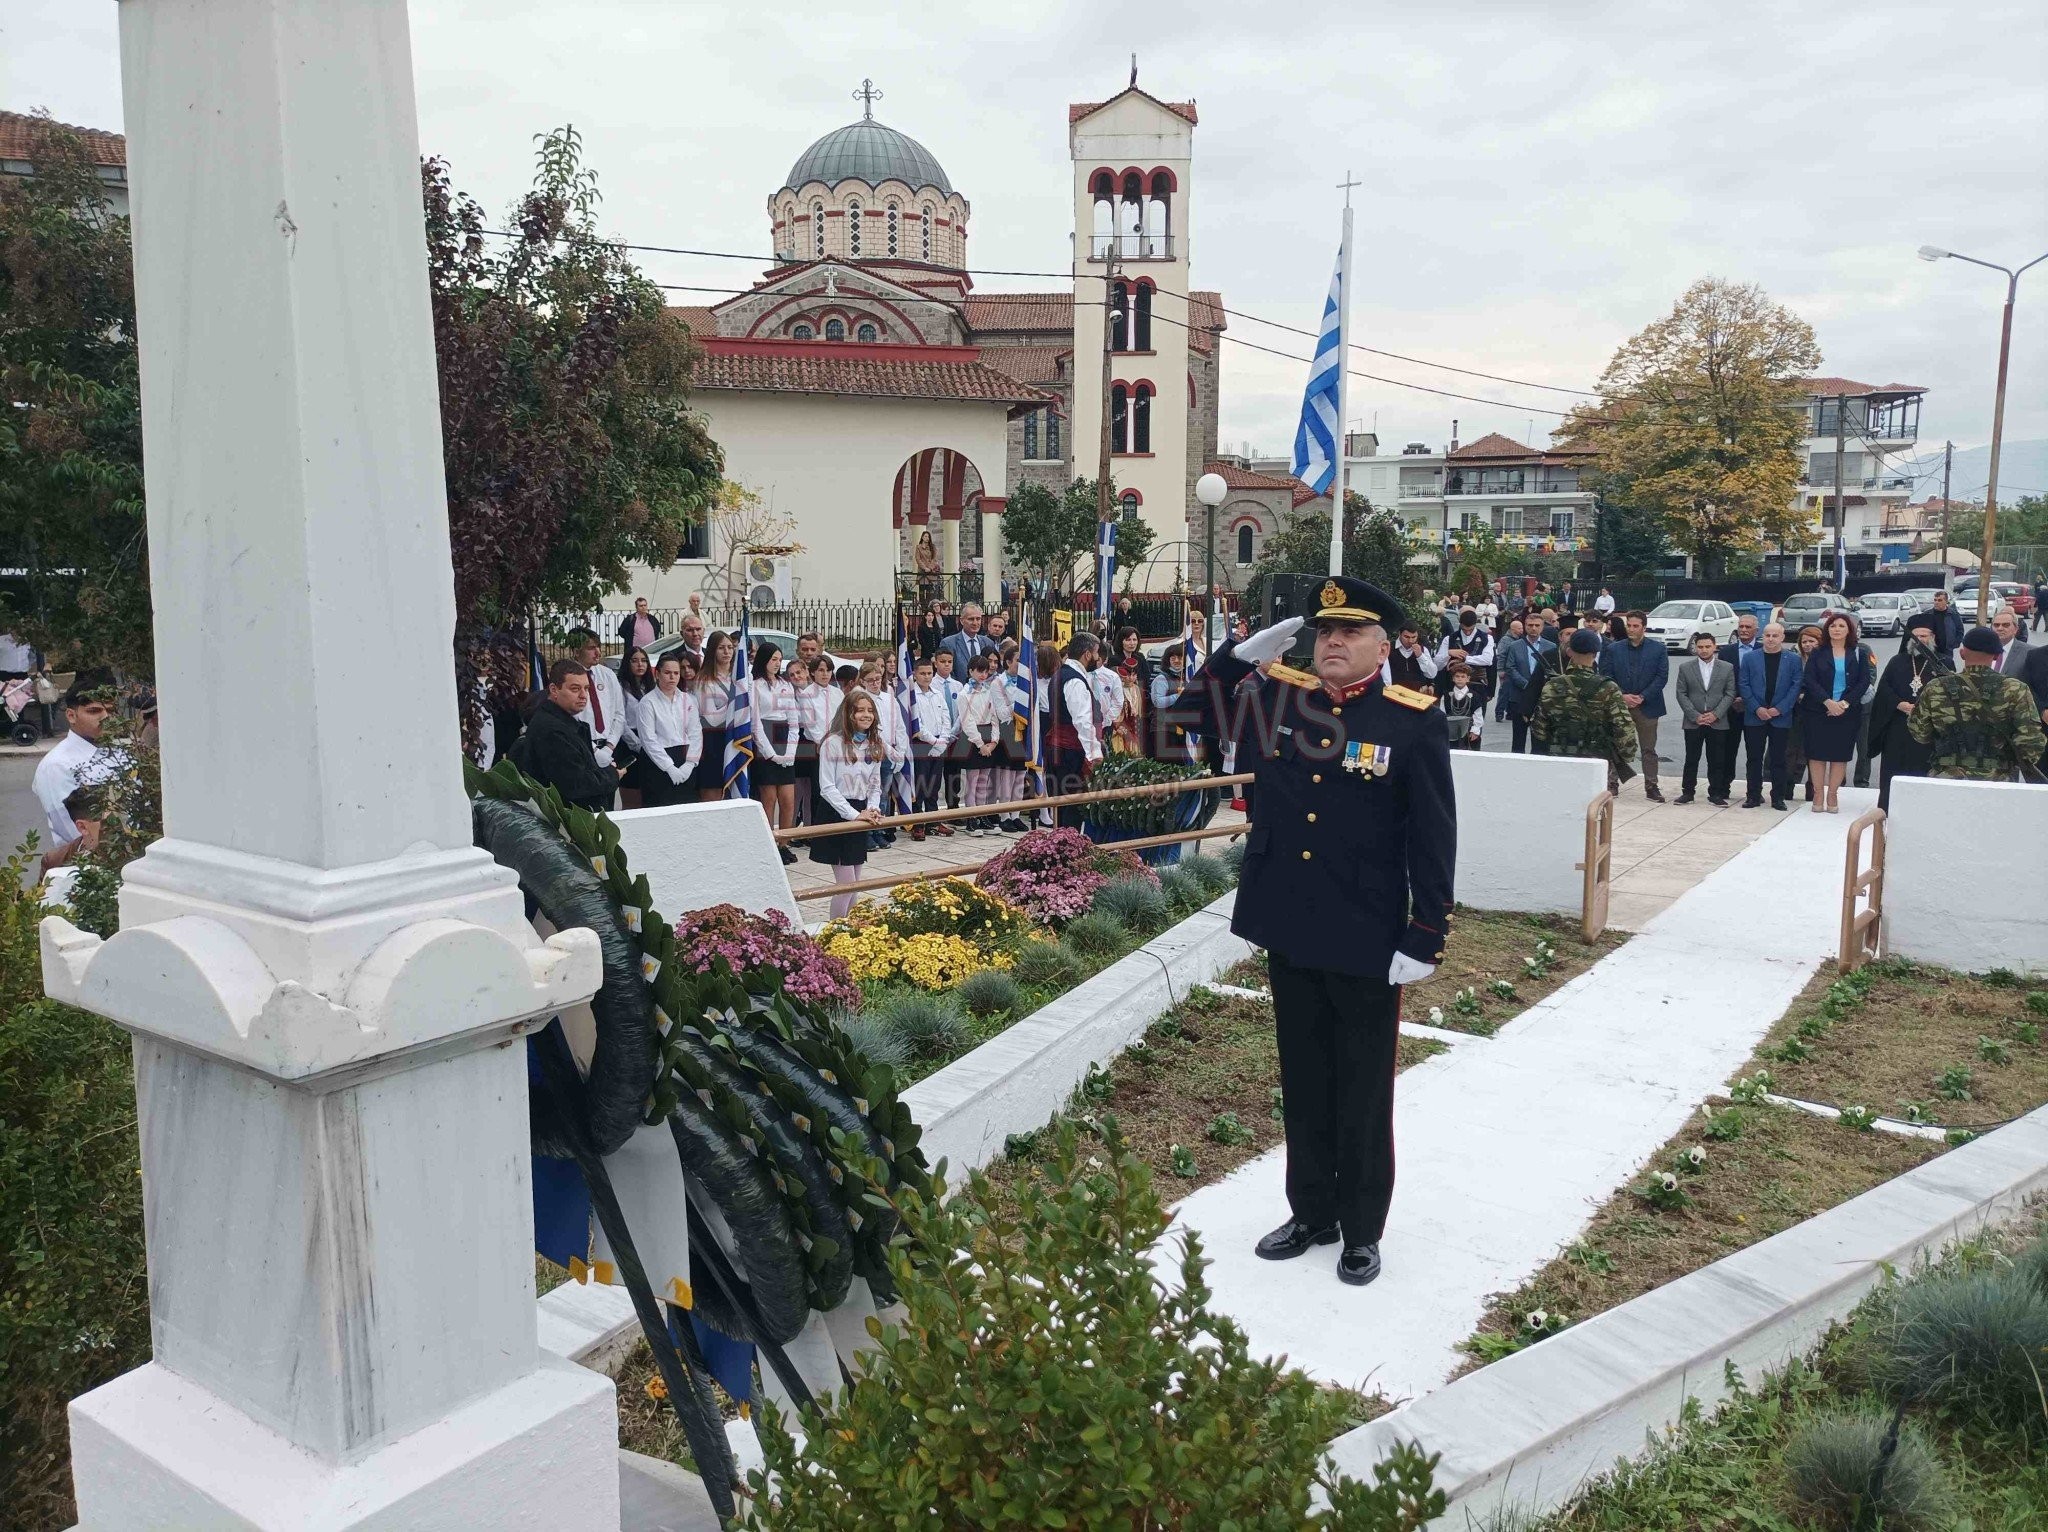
(1328, 177, 1357, 577)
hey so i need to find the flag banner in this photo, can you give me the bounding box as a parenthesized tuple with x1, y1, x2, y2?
(1095, 518, 1118, 623)
(1014, 603, 1042, 780)
(723, 612, 753, 797)
(892, 605, 917, 813)
(1833, 532, 1847, 594)
(1291, 242, 1345, 496)
(1182, 599, 1200, 677)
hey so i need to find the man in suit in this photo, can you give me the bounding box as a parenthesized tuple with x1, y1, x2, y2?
(1737, 622, 1801, 809)
(1598, 611, 1671, 801)
(1990, 608, 2031, 677)
(1494, 616, 1558, 754)
(508, 660, 625, 812)
(2023, 639, 2048, 776)
(939, 602, 997, 675)
(1674, 632, 1739, 804)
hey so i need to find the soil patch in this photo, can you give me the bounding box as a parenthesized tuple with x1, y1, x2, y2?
(1742, 958, 2048, 1131)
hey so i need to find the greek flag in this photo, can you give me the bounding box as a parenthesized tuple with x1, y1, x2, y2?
(1291, 243, 1345, 496)
(1095, 517, 1118, 622)
(722, 613, 753, 797)
(1833, 529, 1847, 594)
(1013, 603, 1041, 780)
(892, 605, 917, 813)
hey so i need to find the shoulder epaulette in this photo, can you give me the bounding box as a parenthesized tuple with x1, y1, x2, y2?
(1385, 684, 1437, 711)
(1266, 661, 1321, 689)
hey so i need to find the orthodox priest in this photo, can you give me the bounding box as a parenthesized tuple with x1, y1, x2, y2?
(1868, 608, 1954, 812)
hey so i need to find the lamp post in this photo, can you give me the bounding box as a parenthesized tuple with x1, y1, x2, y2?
(1917, 243, 2048, 623)
(1196, 471, 1228, 647)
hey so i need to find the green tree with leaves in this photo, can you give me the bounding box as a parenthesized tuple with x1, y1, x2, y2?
(1591, 495, 1675, 580)
(1557, 278, 1820, 578)
(1002, 475, 1104, 597)
(1945, 492, 2048, 557)
(1113, 502, 1156, 592)
(1244, 494, 1420, 616)
(0, 114, 149, 676)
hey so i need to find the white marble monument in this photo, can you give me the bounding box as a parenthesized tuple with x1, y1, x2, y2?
(38, 1, 623, 1525)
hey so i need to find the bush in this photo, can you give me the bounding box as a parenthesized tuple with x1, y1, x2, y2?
(1157, 864, 1205, 912)
(2013, 1232, 2048, 1301)
(2, 841, 149, 1528)
(1078, 754, 1210, 836)
(1091, 875, 1170, 934)
(869, 990, 970, 1059)
(1222, 840, 1246, 877)
(1061, 910, 1127, 959)
(1011, 941, 1081, 990)
(829, 1012, 909, 1073)
(872, 878, 1035, 952)
(1870, 1270, 2048, 1430)
(977, 827, 1117, 925)
(820, 924, 1010, 991)
(955, 968, 1022, 1019)
(1782, 1410, 1949, 1530)
(672, 902, 858, 1011)
(744, 1121, 1444, 1528)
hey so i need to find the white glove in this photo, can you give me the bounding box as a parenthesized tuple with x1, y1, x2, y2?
(1234, 615, 1305, 666)
(592, 745, 615, 768)
(1388, 952, 1436, 985)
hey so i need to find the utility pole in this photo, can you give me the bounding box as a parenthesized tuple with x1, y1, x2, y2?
(1096, 251, 1122, 528)
(1939, 440, 1953, 594)
(1978, 273, 2018, 623)
(1832, 392, 1848, 590)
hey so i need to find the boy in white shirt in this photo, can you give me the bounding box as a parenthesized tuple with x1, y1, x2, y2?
(932, 648, 967, 814)
(907, 657, 956, 839)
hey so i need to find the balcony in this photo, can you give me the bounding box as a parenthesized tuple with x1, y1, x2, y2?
(1086, 233, 1176, 262)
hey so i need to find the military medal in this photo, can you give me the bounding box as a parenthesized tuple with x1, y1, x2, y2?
(1372, 744, 1391, 777)
(1344, 740, 1368, 773)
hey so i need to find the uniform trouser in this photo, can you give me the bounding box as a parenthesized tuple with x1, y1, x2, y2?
(1051, 748, 1090, 825)
(1745, 726, 1791, 804)
(1268, 952, 1401, 1247)
(1631, 713, 1661, 788)
(1680, 726, 1736, 799)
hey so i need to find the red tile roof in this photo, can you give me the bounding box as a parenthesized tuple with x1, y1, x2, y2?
(964, 293, 1072, 333)
(977, 345, 1071, 384)
(1189, 289, 1226, 338)
(1069, 92, 1198, 126)
(1448, 432, 1594, 463)
(689, 346, 1053, 406)
(1795, 376, 1927, 398)
(0, 109, 126, 167)
(667, 305, 721, 336)
(1202, 461, 1304, 492)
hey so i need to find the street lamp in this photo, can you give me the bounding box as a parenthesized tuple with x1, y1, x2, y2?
(1918, 243, 2048, 622)
(1195, 471, 1228, 647)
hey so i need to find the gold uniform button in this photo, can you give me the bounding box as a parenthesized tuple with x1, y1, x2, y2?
(1301, 850, 1313, 861)
(1320, 737, 1332, 747)
(1332, 706, 1343, 716)
(1312, 773, 1322, 783)
(1306, 812, 1317, 823)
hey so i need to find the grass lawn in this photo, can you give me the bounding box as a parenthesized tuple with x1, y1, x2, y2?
(1219, 908, 1626, 1037)
(1741, 957, 2048, 1131)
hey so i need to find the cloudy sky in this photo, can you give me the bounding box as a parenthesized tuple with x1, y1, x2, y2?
(9, 0, 2045, 497)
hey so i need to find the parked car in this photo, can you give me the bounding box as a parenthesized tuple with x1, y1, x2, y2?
(1850, 591, 1911, 636)
(1953, 579, 2030, 618)
(643, 626, 853, 676)
(1898, 588, 1945, 614)
(1642, 599, 1738, 651)
(1774, 593, 1854, 637)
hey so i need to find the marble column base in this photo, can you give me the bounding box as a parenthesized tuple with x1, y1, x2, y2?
(70, 1354, 618, 1531)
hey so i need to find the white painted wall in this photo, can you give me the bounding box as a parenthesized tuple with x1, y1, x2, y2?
(1448, 753, 1607, 916)
(626, 390, 1013, 604)
(610, 799, 800, 926)
(1883, 777, 2048, 974)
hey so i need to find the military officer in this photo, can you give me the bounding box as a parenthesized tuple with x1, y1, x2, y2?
(1907, 626, 2048, 782)
(1531, 627, 1640, 790)
(1204, 575, 1455, 1288)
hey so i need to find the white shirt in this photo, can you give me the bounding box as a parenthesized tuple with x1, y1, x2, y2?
(751, 676, 798, 766)
(629, 687, 702, 783)
(1437, 628, 1493, 669)
(1593, 592, 1617, 613)
(958, 679, 1009, 748)
(1089, 664, 1126, 727)
(33, 730, 103, 848)
(1695, 657, 1718, 689)
(695, 673, 739, 728)
(1061, 662, 1103, 762)
(818, 734, 883, 819)
(793, 681, 834, 745)
(909, 681, 956, 751)
(576, 662, 627, 765)
(0, 632, 36, 671)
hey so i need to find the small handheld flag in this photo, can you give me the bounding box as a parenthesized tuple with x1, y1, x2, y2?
(723, 612, 754, 798)
(892, 605, 917, 813)
(1095, 517, 1118, 623)
(1014, 603, 1042, 781)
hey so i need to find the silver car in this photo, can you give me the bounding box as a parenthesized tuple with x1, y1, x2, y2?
(1851, 592, 1910, 636)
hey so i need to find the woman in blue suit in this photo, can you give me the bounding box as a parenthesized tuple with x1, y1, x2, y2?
(1800, 612, 1873, 813)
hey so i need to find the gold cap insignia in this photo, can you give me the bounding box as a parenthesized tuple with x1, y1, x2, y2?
(1319, 580, 1345, 609)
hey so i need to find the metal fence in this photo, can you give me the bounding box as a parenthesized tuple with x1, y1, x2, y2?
(536, 600, 901, 658)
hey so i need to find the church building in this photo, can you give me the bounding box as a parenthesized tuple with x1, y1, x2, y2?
(649, 82, 1227, 606)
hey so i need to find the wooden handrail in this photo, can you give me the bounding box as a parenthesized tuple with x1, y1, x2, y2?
(775, 772, 1253, 843)
(1839, 806, 1886, 972)
(1576, 790, 1616, 941)
(791, 823, 1249, 902)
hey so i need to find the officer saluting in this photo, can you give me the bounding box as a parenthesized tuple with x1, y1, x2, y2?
(1204, 575, 1455, 1287)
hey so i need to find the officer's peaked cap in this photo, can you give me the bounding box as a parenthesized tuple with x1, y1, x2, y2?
(1308, 575, 1405, 633)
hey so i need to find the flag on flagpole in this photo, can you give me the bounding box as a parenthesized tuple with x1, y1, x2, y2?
(1014, 602, 1041, 781)
(722, 612, 753, 798)
(1833, 526, 1847, 594)
(1291, 241, 1345, 498)
(892, 604, 917, 813)
(1095, 517, 1118, 623)
(1182, 599, 1200, 677)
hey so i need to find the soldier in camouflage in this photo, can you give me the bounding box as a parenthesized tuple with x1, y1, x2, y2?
(1533, 628, 1640, 791)
(1906, 626, 2048, 782)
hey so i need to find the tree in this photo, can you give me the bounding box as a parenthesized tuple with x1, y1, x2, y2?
(1591, 496, 1674, 580)
(1002, 476, 1103, 597)
(1556, 278, 1820, 578)
(0, 115, 149, 676)
(1945, 492, 2048, 557)
(1243, 494, 1420, 617)
(427, 127, 724, 741)
(1113, 503, 1155, 592)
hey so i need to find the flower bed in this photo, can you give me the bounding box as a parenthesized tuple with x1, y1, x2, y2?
(673, 902, 858, 1011)
(976, 826, 1158, 926)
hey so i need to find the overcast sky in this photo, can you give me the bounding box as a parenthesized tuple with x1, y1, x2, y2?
(9, 0, 2045, 498)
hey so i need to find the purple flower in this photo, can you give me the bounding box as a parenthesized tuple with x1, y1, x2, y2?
(671, 903, 858, 1011)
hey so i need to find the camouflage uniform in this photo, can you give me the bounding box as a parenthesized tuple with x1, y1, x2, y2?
(1532, 666, 1640, 788)
(1905, 667, 2048, 782)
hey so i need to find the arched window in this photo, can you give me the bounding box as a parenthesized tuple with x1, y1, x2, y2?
(855, 321, 878, 342)
(1091, 170, 1115, 257)
(846, 197, 862, 257)
(1120, 491, 1142, 518)
(1023, 410, 1039, 460)
(886, 200, 900, 257)
(1134, 283, 1153, 350)
(1146, 171, 1173, 257)
(1045, 409, 1061, 460)
(811, 200, 825, 258)
(791, 322, 815, 340)
(1109, 279, 1128, 352)
(921, 203, 934, 260)
(1236, 524, 1255, 565)
(1110, 384, 1129, 455)
(824, 318, 846, 341)
(1120, 171, 1144, 256)
(1131, 383, 1153, 453)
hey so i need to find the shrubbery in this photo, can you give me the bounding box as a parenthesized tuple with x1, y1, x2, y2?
(977, 827, 1156, 926)
(671, 902, 857, 1011)
(820, 880, 1031, 991)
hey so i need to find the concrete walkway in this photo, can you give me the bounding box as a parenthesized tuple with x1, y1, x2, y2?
(1165, 790, 1876, 1404)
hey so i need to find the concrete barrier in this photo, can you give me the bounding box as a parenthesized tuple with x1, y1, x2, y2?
(1448, 753, 1607, 916)
(609, 799, 800, 925)
(1883, 777, 2048, 975)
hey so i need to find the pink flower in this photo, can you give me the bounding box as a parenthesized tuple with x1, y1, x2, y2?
(671, 903, 858, 1012)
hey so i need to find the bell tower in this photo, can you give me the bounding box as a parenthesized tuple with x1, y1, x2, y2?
(1069, 86, 1196, 591)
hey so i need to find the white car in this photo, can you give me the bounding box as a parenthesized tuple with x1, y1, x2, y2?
(1851, 592, 1910, 637)
(1642, 600, 1738, 652)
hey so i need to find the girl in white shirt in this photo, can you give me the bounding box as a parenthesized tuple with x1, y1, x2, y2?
(792, 655, 835, 828)
(750, 642, 800, 859)
(955, 650, 1010, 835)
(693, 630, 739, 804)
(813, 689, 886, 918)
(625, 653, 703, 805)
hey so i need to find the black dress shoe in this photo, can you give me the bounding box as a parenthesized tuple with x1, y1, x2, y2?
(1740, 797, 1762, 809)
(1337, 1242, 1383, 1287)
(1644, 786, 1665, 802)
(1672, 793, 1696, 805)
(1254, 1219, 1340, 1261)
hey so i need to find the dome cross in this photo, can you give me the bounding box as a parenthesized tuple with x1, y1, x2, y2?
(853, 79, 883, 120)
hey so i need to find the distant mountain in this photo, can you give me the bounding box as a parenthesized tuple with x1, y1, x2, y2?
(1905, 438, 2048, 504)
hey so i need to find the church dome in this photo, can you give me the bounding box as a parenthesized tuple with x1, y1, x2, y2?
(783, 119, 952, 196)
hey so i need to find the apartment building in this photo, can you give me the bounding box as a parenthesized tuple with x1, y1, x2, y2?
(1345, 431, 1597, 558)
(1780, 378, 1927, 575)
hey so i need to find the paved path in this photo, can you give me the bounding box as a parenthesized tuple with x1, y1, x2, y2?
(1164, 789, 1877, 1404)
